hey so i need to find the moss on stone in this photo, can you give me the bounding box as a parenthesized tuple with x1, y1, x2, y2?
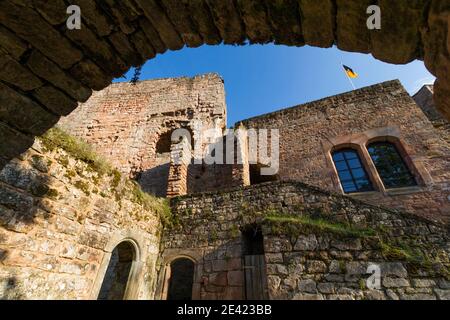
(46, 188, 59, 200)
(74, 180, 91, 196)
(229, 224, 240, 238)
(110, 169, 122, 189)
(40, 127, 111, 175)
(264, 214, 376, 238)
(64, 169, 77, 180)
(30, 155, 50, 173)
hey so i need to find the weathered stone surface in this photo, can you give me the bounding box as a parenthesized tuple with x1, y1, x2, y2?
(298, 279, 317, 293)
(206, 0, 246, 45)
(0, 53, 42, 91)
(64, 23, 128, 78)
(0, 1, 82, 69)
(0, 141, 161, 300)
(293, 234, 318, 251)
(70, 0, 113, 37)
(138, 18, 168, 55)
(298, 0, 335, 48)
(242, 80, 450, 223)
(129, 30, 156, 61)
(306, 260, 327, 273)
(0, 25, 28, 60)
(32, 0, 67, 25)
(160, 0, 203, 48)
(0, 82, 59, 135)
(109, 31, 145, 67)
(237, 0, 273, 44)
(0, 124, 34, 160)
(434, 289, 450, 300)
(371, 0, 426, 64)
(69, 59, 112, 91)
(265, 0, 304, 46)
(381, 263, 408, 278)
(0, 0, 449, 170)
(33, 86, 78, 117)
(335, 0, 372, 53)
(135, 0, 184, 50)
(27, 51, 92, 102)
(383, 277, 410, 288)
(186, 0, 221, 45)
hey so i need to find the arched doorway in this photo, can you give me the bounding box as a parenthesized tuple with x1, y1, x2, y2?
(242, 225, 268, 300)
(98, 241, 136, 300)
(167, 258, 195, 300)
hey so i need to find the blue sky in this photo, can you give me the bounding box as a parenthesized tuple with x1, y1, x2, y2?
(116, 44, 435, 126)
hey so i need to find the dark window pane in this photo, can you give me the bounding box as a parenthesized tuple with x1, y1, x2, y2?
(332, 152, 344, 162)
(344, 151, 358, 160)
(368, 142, 416, 189)
(348, 158, 362, 169)
(342, 181, 357, 193)
(332, 149, 373, 194)
(338, 170, 352, 181)
(352, 168, 366, 179)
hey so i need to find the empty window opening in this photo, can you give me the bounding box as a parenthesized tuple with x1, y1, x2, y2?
(242, 225, 265, 256)
(98, 242, 135, 300)
(155, 131, 173, 155)
(249, 164, 278, 185)
(242, 225, 268, 300)
(167, 258, 195, 300)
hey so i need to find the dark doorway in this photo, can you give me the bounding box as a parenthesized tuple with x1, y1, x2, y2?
(167, 258, 195, 300)
(242, 225, 268, 300)
(249, 164, 279, 185)
(98, 242, 135, 300)
(242, 225, 265, 256)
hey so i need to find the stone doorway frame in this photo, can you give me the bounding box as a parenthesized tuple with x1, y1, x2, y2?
(90, 233, 144, 300)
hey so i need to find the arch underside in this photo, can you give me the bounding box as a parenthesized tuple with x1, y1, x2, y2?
(0, 0, 448, 169)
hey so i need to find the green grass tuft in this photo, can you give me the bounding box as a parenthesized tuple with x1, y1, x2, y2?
(264, 214, 376, 238)
(40, 127, 112, 175)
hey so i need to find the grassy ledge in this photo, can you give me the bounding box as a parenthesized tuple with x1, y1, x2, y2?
(39, 127, 171, 224)
(40, 127, 112, 175)
(264, 214, 377, 238)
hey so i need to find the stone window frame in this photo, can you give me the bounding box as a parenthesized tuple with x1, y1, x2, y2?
(90, 231, 146, 300)
(323, 126, 431, 196)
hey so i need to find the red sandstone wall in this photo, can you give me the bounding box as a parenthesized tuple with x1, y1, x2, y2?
(241, 80, 450, 224)
(59, 74, 227, 197)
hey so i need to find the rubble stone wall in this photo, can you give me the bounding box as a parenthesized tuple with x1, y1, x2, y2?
(162, 181, 450, 300)
(0, 139, 162, 300)
(59, 74, 227, 197)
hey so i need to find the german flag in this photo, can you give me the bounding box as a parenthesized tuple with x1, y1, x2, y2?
(343, 65, 358, 79)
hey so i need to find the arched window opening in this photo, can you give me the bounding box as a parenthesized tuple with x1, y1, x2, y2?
(155, 131, 173, 155)
(167, 258, 195, 300)
(156, 128, 194, 156)
(367, 142, 417, 189)
(332, 148, 374, 194)
(249, 164, 279, 185)
(242, 225, 265, 256)
(98, 241, 135, 300)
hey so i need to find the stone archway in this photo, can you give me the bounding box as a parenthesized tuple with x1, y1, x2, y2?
(98, 241, 137, 300)
(0, 1, 448, 169)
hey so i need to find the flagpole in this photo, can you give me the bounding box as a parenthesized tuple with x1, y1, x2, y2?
(341, 62, 356, 90)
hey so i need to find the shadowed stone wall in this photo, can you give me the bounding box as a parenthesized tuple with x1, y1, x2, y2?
(0, 139, 162, 300)
(161, 181, 450, 300)
(59, 74, 227, 196)
(240, 80, 450, 224)
(0, 1, 448, 168)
